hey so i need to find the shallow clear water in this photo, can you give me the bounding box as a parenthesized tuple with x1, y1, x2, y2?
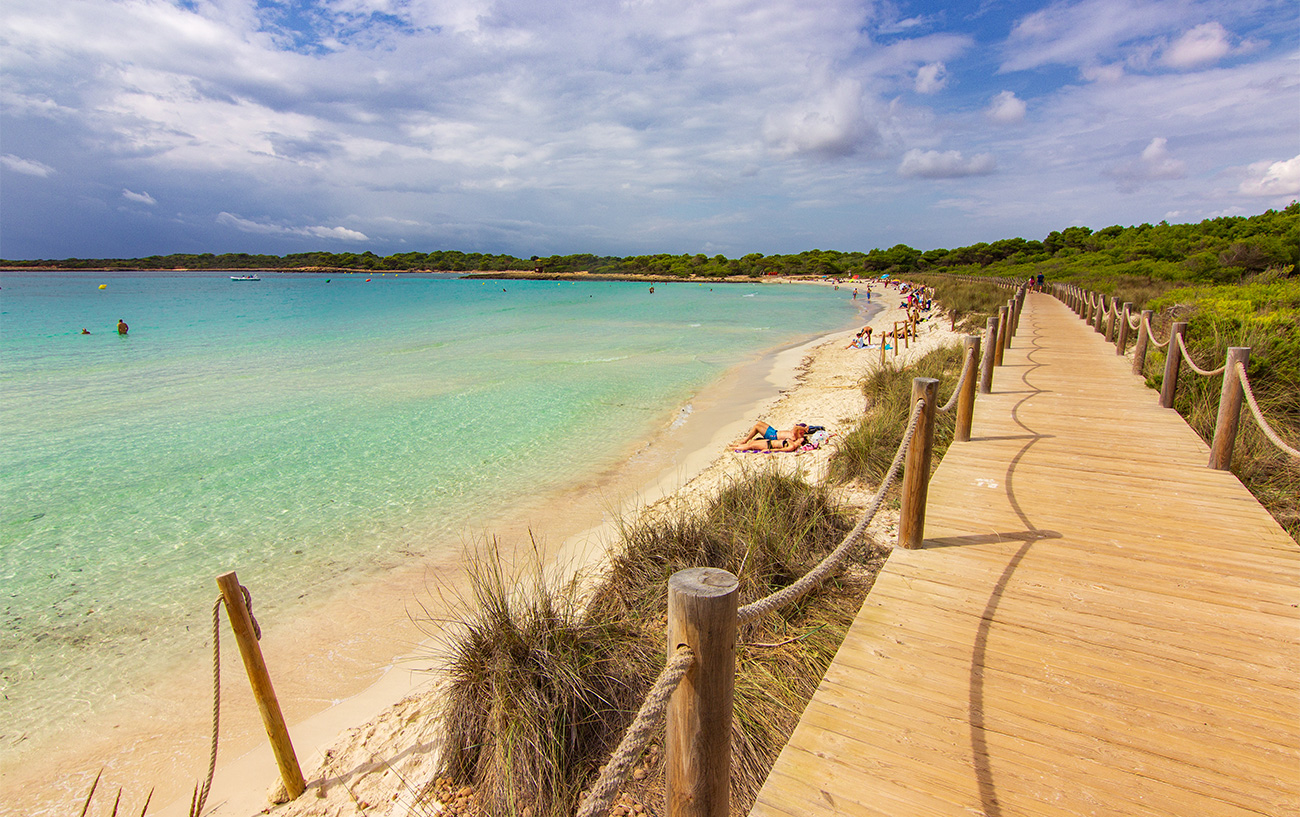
(0, 271, 859, 749)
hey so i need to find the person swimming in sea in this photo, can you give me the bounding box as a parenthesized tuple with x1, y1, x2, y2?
(117, 319, 129, 335)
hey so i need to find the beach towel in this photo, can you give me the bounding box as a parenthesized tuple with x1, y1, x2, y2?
(801, 429, 831, 450)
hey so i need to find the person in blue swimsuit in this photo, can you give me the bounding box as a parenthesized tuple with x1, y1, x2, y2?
(733, 422, 810, 452)
(735, 421, 808, 447)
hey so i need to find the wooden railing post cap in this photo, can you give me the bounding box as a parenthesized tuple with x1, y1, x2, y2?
(669, 567, 738, 598)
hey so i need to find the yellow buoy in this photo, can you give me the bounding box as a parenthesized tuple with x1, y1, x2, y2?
(98, 284, 107, 289)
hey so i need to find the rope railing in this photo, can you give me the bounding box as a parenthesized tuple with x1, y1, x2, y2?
(936, 345, 977, 415)
(1175, 332, 1227, 377)
(1237, 361, 1300, 460)
(737, 398, 926, 624)
(1058, 286, 1297, 471)
(575, 296, 1000, 816)
(1143, 313, 1170, 348)
(576, 645, 697, 817)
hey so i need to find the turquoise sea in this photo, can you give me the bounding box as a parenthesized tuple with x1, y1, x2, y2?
(0, 271, 860, 756)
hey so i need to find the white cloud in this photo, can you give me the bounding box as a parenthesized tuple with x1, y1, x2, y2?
(1162, 22, 1231, 69)
(1139, 137, 1186, 178)
(217, 212, 369, 241)
(987, 91, 1027, 123)
(898, 149, 996, 178)
(0, 0, 1294, 259)
(122, 189, 157, 205)
(762, 79, 877, 159)
(915, 62, 947, 94)
(1238, 155, 1300, 197)
(1002, 0, 1181, 73)
(1081, 63, 1125, 83)
(2, 154, 55, 177)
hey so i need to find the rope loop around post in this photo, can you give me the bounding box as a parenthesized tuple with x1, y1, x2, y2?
(240, 584, 262, 640)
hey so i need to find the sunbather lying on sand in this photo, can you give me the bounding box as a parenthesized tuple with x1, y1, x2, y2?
(735, 421, 808, 446)
(734, 436, 806, 452)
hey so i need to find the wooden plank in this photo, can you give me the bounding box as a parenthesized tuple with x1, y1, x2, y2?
(749, 292, 1300, 817)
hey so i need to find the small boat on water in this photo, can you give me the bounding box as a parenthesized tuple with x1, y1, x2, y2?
(230, 274, 261, 281)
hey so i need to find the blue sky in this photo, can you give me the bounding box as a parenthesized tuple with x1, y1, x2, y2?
(1, 0, 1296, 259)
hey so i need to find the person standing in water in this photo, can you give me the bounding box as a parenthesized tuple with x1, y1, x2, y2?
(117, 319, 129, 335)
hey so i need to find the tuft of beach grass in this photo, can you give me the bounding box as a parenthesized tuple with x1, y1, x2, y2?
(427, 468, 889, 816)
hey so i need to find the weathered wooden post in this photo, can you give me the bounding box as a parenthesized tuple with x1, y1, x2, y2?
(1084, 292, 1095, 324)
(955, 335, 980, 442)
(1132, 309, 1154, 375)
(216, 571, 306, 800)
(1209, 348, 1251, 471)
(1104, 297, 1119, 342)
(1093, 296, 1106, 333)
(994, 307, 1007, 366)
(898, 377, 940, 549)
(666, 568, 738, 817)
(1115, 302, 1133, 354)
(892, 325, 899, 359)
(979, 317, 997, 394)
(1159, 321, 1188, 409)
(880, 331, 887, 366)
(1003, 299, 1015, 349)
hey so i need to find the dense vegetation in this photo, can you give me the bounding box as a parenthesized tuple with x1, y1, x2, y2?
(6, 203, 1294, 284)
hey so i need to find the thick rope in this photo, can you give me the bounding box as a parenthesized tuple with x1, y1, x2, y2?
(194, 585, 259, 817)
(576, 646, 695, 817)
(1237, 362, 1300, 460)
(1174, 333, 1227, 377)
(1128, 311, 1142, 330)
(937, 346, 975, 414)
(195, 599, 222, 817)
(1142, 314, 1170, 348)
(737, 398, 926, 624)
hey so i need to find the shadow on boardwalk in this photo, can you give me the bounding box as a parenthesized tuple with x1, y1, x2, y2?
(750, 291, 1300, 817)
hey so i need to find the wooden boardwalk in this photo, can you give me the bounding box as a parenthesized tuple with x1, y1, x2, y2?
(750, 292, 1299, 816)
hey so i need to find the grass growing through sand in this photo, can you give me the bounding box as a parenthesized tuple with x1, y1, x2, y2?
(431, 470, 887, 816)
(827, 343, 966, 487)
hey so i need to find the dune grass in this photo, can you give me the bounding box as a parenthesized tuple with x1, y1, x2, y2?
(827, 343, 966, 487)
(430, 469, 887, 816)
